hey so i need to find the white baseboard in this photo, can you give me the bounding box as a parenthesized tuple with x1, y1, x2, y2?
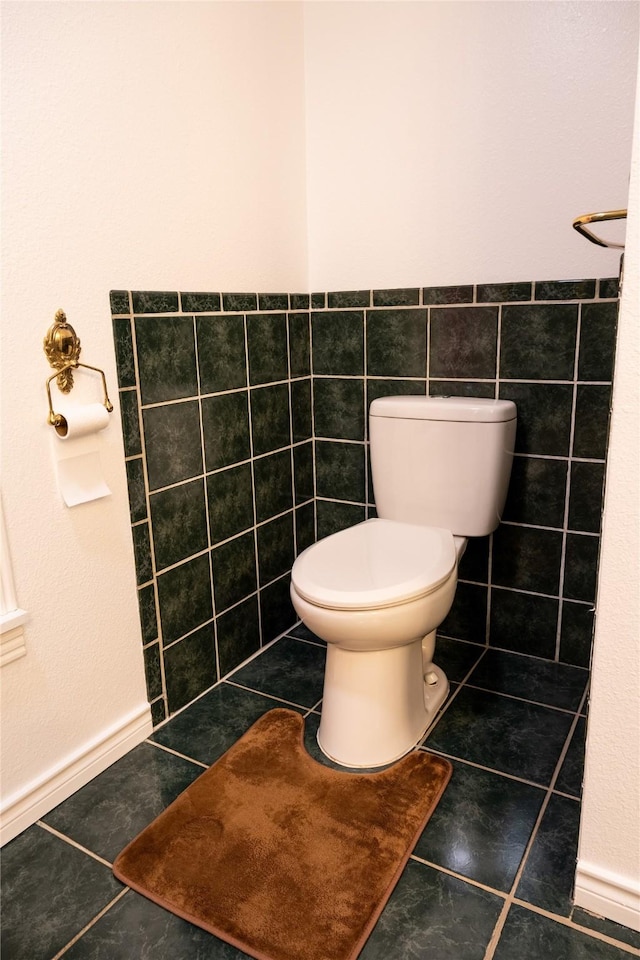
(0, 702, 152, 846)
(575, 858, 640, 933)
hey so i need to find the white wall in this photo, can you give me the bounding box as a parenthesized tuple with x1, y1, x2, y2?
(575, 67, 640, 931)
(0, 1, 307, 843)
(303, 1, 638, 289)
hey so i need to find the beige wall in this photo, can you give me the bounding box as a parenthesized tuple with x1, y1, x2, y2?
(575, 66, 640, 930)
(303, 1, 638, 288)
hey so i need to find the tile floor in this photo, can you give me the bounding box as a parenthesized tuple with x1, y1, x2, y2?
(3, 628, 640, 960)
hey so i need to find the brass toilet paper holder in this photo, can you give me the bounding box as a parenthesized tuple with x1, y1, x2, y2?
(43, 309, 114, 433)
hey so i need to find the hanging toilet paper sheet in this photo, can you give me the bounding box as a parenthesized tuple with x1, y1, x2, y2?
(56, 450, 111, 506)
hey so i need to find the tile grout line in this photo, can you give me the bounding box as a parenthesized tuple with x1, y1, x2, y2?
(418, 748, 550, 791)
(488, 300, 502, 647)
(485, 531, 494, 645)
(509, 899, 640, 957)
(128, 304, 168, 719)
(51, 888, 130, 960)
(115, 285, 614, 322)
(139, 439, 312, 498)
(555, 304, 583, 660)
(156, 567, 296, 650)
(409, 815, 637, 955)
(438, 629, 592, 661)
(481, 684, 590, 960)
(287, 632, 325, 650)
(285, 313, 297, 560)
(453, 579, 596, 603)
(134, 373, 613, 407)
(303, 697, 324, 718)
(462, 683, 585, 715)
(309, 309, 318, 543)
(409, 853, 509, 900)
(363, 305, 370, 509)
(243, 310, 264, 650)
(224, 678, 314, 713)
(36, 821, 114, 869)
(146, 739, 209, 769)
(192, 312, 221, 682)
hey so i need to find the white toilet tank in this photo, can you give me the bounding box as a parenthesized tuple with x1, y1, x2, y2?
(369, 396, 517, 538)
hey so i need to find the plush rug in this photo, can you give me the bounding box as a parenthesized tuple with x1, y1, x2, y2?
(113, 708, 452, 960)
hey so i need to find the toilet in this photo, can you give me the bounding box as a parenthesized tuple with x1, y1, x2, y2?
(290, 396, 517, 768)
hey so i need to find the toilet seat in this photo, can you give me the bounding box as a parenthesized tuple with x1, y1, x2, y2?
(291, 518, 456, 611)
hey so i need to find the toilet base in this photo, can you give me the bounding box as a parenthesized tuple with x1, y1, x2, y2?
(316, 639, 449, 768)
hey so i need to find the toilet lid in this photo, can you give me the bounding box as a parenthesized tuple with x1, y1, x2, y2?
(291, 519, 456, 611)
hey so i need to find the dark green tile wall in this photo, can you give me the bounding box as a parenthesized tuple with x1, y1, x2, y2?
(112, 279, 618, 725)
(111, 293, 314, 724)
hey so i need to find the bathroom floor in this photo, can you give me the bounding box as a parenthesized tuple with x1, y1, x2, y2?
(3, 628, 639, 960)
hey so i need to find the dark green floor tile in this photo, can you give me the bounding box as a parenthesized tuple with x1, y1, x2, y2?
(361, 859, 503, 959)
(151, 682, 302, 766)
(468, 649, 588, 711)
(42, 743, 202, 863)
(425, 687, 573, 785)
(516, 793, 580, 916)
(231, 636, 325, 708)
(414, 759, 545, 891)
(572, 908, 640, 951)
(62, 889, 252, 958)
(555, 716, 586, 798)
(1, 825, 122, 960)
(286, 622, 324, 644)
(495, 904, 633, 960)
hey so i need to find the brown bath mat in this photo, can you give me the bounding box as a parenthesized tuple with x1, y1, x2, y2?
(113, 708, 452, 960)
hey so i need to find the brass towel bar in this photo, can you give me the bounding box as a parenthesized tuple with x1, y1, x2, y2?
(43, 309, 113, 432)
(572, 209, 627, 249)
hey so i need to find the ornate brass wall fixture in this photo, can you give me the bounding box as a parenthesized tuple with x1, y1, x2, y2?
(43, 309, 113, 432)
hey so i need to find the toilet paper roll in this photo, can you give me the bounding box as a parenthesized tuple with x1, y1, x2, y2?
(54, 402, 110, 440)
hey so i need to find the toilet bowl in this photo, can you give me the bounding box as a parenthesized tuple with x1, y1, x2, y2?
(290, 518, 463, 768)
(291, 395, 516, 769)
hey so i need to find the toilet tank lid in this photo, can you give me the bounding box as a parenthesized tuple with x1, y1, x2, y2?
(370, 396, 517, 423)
